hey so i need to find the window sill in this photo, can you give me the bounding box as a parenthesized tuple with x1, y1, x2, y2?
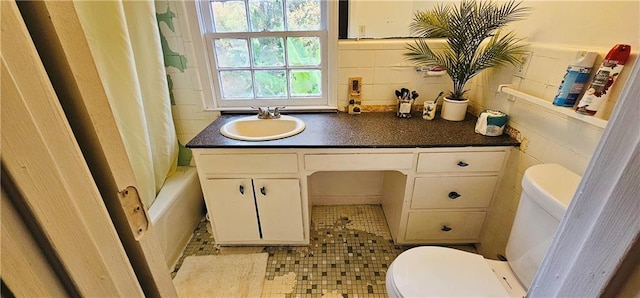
(216, 106, 339, 114)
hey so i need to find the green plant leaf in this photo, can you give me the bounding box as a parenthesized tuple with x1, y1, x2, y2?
(405, 0, 530, 100)
(409, 4, 450, 38)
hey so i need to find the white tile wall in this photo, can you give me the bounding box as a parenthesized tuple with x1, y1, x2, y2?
(157, 0, 219, 145)
(337, 39, 451, 110)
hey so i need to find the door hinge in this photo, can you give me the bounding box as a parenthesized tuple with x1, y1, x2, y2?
(119, 186, 149, 240)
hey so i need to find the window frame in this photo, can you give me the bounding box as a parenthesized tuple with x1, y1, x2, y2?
(188, 0, 338, 111)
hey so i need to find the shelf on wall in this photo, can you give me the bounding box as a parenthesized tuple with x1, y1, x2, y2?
(498, 84, 608, 129)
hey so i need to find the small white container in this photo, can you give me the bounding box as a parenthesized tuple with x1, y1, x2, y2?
(422, 101, 437, 120)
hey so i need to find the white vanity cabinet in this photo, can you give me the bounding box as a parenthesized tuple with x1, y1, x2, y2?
(192, 147, 510, 246)
(399, 150, 507, 244)
(193, 151, 305, 245)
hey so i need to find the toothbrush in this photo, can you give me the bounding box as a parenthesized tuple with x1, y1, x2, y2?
(433, 91, 444, 105)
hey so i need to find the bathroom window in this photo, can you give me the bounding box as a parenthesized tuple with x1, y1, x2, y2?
(195, 0, 337, 110)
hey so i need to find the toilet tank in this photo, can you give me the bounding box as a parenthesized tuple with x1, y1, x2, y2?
(505, 164, 581, 290)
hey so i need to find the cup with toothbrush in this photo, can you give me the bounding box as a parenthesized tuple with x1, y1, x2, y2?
(423, 91, 443, 120)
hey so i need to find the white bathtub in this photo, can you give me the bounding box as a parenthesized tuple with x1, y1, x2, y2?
(148, 166, 204, 269)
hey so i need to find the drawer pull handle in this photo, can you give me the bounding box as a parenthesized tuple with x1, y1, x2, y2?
(448, 191, 461, 199)
(457, 161, 469, 167)
(260, 186, 267, 196)
(239, 185, 244, 195)
(441, 225, 452, 232)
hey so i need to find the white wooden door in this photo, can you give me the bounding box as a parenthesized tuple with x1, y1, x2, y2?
(254, 179, 304, 241)
(1, 189, 69, 296)
(12, 1, 177, 296)
(203, 179, 261, 242)
(1, 1, 144, 295)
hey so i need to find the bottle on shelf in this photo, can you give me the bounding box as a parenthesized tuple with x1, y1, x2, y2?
(552, 51, 598, 107)
(576, 44, 631, 116)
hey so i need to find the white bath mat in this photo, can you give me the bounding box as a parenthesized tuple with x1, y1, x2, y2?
(173, 253, 268, 298)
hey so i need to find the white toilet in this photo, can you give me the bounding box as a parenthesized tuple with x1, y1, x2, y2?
(386, 163, 581, 297)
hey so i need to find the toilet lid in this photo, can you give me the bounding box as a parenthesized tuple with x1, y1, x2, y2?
(391, 246, 509, 297)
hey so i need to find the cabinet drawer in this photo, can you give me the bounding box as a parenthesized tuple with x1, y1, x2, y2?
(417, 151, 506, 173)
(411, 176, 498, 209)
(305, 154, 413, 171)
(196, 154, 298, 174)
(405, 211, 486, 241)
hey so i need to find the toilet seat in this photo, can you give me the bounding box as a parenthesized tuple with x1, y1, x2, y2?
(388, 246, 511, 297)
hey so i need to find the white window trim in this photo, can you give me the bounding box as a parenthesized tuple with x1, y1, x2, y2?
(184, 0, 338, 111)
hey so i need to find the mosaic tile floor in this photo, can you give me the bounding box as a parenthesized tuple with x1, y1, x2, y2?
(173, 204, 476, 297)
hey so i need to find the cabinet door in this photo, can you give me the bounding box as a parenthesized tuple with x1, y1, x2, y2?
(253, 179, 304, 241)
(202, 179, 260, 242)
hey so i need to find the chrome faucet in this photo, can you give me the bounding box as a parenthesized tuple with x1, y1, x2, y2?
(254, 106, 284, 119)
(256, 106, 270, 119)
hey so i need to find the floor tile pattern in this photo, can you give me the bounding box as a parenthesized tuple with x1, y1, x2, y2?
(173, 204, 476, 297)
(263, 205, 405, 297)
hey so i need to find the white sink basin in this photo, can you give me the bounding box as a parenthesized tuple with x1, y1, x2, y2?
(220, 115, 306, 141)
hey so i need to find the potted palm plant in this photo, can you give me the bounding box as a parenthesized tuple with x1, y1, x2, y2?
(405, 0, 530, 121)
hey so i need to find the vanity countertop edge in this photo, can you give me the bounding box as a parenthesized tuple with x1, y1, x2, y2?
(185, 112, 520, 148)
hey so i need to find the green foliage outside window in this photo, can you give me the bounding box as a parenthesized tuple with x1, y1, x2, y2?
(210, 0, 323, 100)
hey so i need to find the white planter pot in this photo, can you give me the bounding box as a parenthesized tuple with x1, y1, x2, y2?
(441, 97, 469, 121)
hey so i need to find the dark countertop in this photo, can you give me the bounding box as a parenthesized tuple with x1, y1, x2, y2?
(186, 112, 520, 148)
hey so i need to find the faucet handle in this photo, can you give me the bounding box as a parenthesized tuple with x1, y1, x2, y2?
(273, 106, 285, 117)
(252, 106, 271, 118)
